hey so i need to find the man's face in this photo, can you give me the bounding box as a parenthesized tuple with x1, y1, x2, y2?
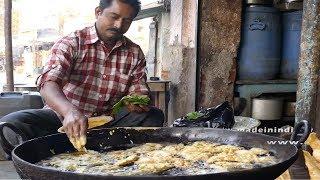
(95, 0, 136, 41)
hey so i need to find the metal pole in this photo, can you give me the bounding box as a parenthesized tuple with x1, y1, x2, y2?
(4, 0, 14, 91)
(147, 19, 157, 78)
(296, 0, 320, 129)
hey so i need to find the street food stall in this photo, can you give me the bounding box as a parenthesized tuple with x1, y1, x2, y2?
(1, 0, 320, 179)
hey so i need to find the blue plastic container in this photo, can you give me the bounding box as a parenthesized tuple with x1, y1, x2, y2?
(238, 6, 281, 80)
(281, 10, 303, 79)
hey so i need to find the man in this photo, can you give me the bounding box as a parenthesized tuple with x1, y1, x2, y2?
(0, 0, 164, 159)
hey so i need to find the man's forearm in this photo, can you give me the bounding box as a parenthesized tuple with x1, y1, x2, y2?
(40, 81, 75, 118)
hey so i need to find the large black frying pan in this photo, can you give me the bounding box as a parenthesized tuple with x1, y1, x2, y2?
(0, 120, 311, 180)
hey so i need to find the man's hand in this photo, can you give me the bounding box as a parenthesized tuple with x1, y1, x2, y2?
(40, 78, 88, 151)
(126, 103, 150, 113)
(63, 108, 88, 139)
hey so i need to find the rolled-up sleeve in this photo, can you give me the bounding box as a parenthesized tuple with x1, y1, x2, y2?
(36, 36, 76, 89)
(128, 47, 150, 96)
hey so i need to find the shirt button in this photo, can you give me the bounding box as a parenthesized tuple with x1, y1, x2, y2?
(51, 64, 56, 68)
(99, 95, 103, 98)
(103, 75, 107, 79)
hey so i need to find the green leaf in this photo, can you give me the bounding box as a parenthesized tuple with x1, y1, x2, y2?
(112, 95, 151, 115)
(186, 112, 204, 121)
(112, 100, 124, 115)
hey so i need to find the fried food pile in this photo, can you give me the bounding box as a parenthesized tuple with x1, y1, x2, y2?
(304, 132, 320, 179)
(37, 141, 276, 176)
(277, 132, 320, 180)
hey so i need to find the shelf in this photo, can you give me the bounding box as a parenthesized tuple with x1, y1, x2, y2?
(236, 79, 297, 85)
(235, 83, 297, 116)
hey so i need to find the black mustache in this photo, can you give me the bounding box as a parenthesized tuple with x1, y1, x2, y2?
(108, 28, 120, 33)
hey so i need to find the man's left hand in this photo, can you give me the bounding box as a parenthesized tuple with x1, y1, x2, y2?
(126, 103, 150, 113)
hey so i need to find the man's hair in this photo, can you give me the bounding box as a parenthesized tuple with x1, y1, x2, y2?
(99, 0, 141, 17)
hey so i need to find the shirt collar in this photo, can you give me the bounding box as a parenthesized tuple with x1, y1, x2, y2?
(84, 25, 128, 47)
(84, 25, 99, 45)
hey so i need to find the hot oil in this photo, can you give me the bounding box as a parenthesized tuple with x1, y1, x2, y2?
(99, 144, 139, 152)
(37, 141, 278, 176)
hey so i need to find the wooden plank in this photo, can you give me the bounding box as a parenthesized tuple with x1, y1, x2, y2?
(147, 82, 166, 91)
(158, 91, 167, 125)
(236, 79, 297, 85)
(154, 92, 159, 107)
(146, 81, 170, 125)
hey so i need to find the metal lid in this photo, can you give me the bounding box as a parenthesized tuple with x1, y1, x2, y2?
(246, 0, 274, 5)
(274, 0, 303, 11)
(246, 5, 279, 13)
(275, 0, 302, 3)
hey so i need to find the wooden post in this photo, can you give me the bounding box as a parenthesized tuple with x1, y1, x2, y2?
(4, 0, 14, 91)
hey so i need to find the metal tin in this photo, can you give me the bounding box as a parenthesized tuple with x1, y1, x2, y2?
(252, 98, 284, 120)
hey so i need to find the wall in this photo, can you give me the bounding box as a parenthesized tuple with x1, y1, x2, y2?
(156, 12, 170, 78)
(157, 0, 198, 124)
(198, 0, 242, 108)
